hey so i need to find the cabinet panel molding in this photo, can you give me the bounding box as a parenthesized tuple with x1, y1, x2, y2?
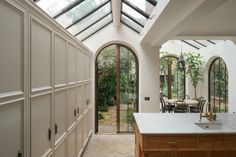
(0, 1, 24, 95)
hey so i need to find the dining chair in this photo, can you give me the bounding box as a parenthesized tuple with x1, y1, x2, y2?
(160, 96, 175, 113)
(190, 99, 206, 113)
(174, 100, 189, 113)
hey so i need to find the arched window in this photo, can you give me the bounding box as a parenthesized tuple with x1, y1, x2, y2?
(209, 57, 228, 112)
(160, 56, 185, 99)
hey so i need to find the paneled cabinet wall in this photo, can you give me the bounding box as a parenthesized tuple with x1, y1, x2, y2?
(0, 0, 93, 157)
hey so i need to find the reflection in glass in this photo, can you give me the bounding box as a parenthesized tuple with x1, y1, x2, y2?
(122, 3, 147, 26)
(56, 0, 108, 28)
(36, 0, 77, 17)
(121, 15, 142, 33)
(68, 3, 110, 35)
(125, 0, 155, 15)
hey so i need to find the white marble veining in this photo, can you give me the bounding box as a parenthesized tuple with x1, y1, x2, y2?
(134, 113, 236, 134)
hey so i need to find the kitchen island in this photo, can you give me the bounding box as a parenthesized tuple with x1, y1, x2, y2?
(134, 113, 236, 157)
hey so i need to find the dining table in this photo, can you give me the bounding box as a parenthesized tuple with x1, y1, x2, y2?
(165, 99, 199, 106)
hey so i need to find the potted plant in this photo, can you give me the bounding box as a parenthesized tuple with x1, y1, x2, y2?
(184, 52, 203, 99)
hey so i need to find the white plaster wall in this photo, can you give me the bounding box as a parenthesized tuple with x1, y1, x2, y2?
(199, 40, 236, 113)
(83, 24, 160, 112)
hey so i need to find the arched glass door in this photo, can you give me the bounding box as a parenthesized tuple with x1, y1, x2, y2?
(95, 44, 138, 133)
(209, 57, 228, 112)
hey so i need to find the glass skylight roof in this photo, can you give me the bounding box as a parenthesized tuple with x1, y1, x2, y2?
(33, 0, 157, 41)
(36, 0, 77, 17)
(76, 14, 112, 41)
(121, 0, 157, 34)
(67, 3, 111, 35)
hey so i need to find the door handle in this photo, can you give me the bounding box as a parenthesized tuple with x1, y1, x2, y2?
(55, 124, 58, 134)
(18, 151, 22, 157)
(48, 128, 51, 141)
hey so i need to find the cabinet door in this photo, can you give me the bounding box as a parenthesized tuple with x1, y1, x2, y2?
(31, 94, 51, 157)
(0, 102, 22, 157)
(67, 128, 76, 157)
(67, 88, 77, 129)
(55, 140, 66, 157)
(76, 120, 83, 156)
(82, 113, 88, 144)
(55, 90, 66, 142)
(76, 85, 82, 117)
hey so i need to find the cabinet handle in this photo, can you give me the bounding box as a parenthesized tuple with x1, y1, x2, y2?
(74, 109, 77, 117)
(55, 124, 58, 134)
(77, 107, 79, 114)
(168, 141, 177, 145)
(48, 128, 51, 141)
(18, 151, 22, 157)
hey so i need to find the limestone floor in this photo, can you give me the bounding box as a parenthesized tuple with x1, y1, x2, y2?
(82, 134, 135, 157)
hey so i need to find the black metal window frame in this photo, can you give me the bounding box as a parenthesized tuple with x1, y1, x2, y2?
(208, 57, 228, 112)
(65, 0, 111, 29)
(79, 20, 113, 42)
(121, 0, 157, 33)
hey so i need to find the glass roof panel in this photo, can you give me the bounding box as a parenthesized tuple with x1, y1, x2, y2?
(55, 0, 108, 28)
(36, 0, 77, 17)
(122, 3, 147, 26)
(68, 3, 111, 35)
(125, 0, 155, 16)
(76, 14, 112, 41)
(121, 15, 142, 33)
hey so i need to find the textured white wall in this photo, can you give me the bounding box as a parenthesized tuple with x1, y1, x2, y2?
(83, 24, 160, 112)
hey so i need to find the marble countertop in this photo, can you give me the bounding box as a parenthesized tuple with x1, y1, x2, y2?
(134, 113, 236, 134)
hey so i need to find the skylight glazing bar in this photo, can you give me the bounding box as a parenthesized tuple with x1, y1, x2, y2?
(66, 0, 110, 29)
(74, 12, 112, 36)
(181, 40, 200, 50)
(53, 0, 85, 19)
(121, 21, 140, 34)
(121, 11, 144, 27)
(146, 0, 157, 6)
(193, 40, 207, 47)
(207, 40, 216, 44)
(123, 0, 150, 19)
(81, 20, 113, 42)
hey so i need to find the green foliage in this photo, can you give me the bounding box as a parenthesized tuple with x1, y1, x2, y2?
(126, 108, 136, 124)
(184, 52, 203, 98)
(160, 53, 185, 98)
(97, 46, 116, 112)
(97, 45, 137, 112)
(98, 111, 104, 120)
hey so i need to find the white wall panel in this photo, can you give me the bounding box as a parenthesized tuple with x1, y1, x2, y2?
(0, 101, 22, 157)
(76, 49, 82, 82)
(31, 19, 51, 90)
(76, 120, 83, 156)
(67, 44, 76, 84)
(31, 94, 51, 157)
(55, 140, 66, 157)
(55, 90, 66, 142)
(0, 1, 23, 94)
(67, 87, 76, 129)
(67, 128, 76, 157)
(76, 85, 82, 117)
(55, 35, 66, 87)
